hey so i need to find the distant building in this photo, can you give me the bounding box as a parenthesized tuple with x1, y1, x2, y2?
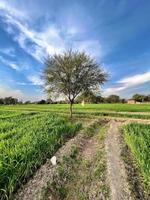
(127, 99, 136, 104)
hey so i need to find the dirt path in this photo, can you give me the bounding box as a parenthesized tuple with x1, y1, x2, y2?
(14, 120, 100, 200)
(49, 123, 109, 200)
(81, 136, 100, 160)
(105, 120, 132, 200)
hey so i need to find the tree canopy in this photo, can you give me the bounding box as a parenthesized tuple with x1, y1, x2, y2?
(43, 50, 107, 117)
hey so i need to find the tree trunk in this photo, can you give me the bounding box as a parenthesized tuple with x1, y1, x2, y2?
(69, 101, 73, 118)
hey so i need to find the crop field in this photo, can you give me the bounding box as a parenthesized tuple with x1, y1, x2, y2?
(0, 110, 81, 199)
(123, 123, 150, 195)
(0, 104, 150, 199)
(0, 104, 150, 121)
(1, 103, 150, 112)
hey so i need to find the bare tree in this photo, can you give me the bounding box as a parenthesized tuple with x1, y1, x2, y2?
(43, 50, 107, 117)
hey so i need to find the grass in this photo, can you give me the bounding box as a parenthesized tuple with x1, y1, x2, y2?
(0, 103, 150, 112)
(0, 111, 81, 200)
(0, 103, 150, 199)
(122, 123, 150, 197)
(0, 103, 150, 121)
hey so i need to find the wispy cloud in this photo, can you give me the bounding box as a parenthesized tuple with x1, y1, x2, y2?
(0, 1, 102, 63)
(0, 47, 16, 57)
(118, 71, 150, 87)
(0, 55, 30, 71)
(103, 71, 150, 96)
(0, 55, 20, 70)
(27, 75, 44, 86)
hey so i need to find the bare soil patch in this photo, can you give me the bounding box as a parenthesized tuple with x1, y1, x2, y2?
(45, 122, 109, 200)
(105, 120, 133, 200)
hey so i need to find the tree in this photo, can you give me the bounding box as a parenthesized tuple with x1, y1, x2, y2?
(24, 101, 31, 104)
(0, 98, 4, 104)
(76, 91, 104, 104)
(46, 98, 53, 104)
(132, 94, 146, 102)
(37, 99, 46, 104)
(147, 95, 150, 102)
(106, 95, 120, 103)
(3, 97, 18, 105)
(43, 50, 107, 117)
(76, 91, 96, 103)
(120, 98, 126, 103)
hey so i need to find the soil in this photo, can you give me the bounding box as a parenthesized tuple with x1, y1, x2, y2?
(105, 120, 132, 200)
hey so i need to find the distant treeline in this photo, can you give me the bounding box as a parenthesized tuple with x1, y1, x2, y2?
(0, 97, 22, 105)
(0, 93, 150, 105)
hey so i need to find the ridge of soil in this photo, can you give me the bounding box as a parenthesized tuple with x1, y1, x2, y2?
(105, 120, 132, 200)
(45, 121, 109, 200)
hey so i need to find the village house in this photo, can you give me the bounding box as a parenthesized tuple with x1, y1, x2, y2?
(127, 99, 136, 104)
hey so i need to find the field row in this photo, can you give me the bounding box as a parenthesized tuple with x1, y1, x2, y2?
(123, 123, 150, 196)
(0, 111, 81, 199)
(0, 103, 150, 112)
(0, 104, 150, 121)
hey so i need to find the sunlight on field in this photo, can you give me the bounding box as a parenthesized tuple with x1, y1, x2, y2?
(0, 103, 150, 112)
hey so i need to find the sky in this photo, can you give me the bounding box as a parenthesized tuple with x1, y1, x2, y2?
(0, 0, 150, 101)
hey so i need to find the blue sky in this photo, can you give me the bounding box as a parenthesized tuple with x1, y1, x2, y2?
(0, 0, 150, 101)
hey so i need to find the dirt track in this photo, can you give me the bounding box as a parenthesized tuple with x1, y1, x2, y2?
(105, 120, 132, 200)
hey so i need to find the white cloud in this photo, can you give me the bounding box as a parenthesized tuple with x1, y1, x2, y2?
(73, 40, 102, 59)
(118, 71, 150, 87)
(27, 75, 44, 86)
(0, 47, 16, 57)
(16, 82, 28, 86)
(0, 55, 20, 71)
(0, 55, 30, 71)
(103, 71, 150, 96)
(0, 1, 102, 63)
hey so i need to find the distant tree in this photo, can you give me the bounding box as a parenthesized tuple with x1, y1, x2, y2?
(76, 91, 104, 104)
(43, 50, 107, 117)
(46, 98, 53, 104)
(24, 101, 31, 104)
(120, 98, 126, 103)
(142, 94, 150, 102)
(37, 99, 46, 104)
(76, 91, 96, 103)
(106, 95, 120, 103)
(0, 98, 4, 104)
(147, 95, 150, 102)
(3, 97, 18, 105)
(132, 94, 146, 102)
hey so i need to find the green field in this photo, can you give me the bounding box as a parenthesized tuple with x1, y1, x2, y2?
(0, 103, 150, 121)
(1, 103, 150, 113)
(0, 111, 81, 199)
(0, 103, 150, 199)
(123, 123, 150, 195)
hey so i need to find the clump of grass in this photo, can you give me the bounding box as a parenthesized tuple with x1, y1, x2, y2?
(122, 123, 150, 197)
